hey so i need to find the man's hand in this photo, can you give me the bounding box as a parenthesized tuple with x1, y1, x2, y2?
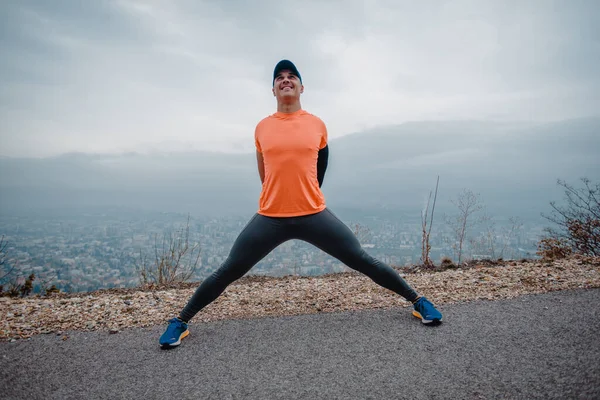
(256, 150, 265, 184)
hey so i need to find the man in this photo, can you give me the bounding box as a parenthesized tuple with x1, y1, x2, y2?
(159, 59, 442, 349)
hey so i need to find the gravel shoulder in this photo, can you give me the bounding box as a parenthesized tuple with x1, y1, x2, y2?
(1, 256, 599, 342)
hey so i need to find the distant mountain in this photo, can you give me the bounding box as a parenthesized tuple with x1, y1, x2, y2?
(323, 117, 600, 215)
(0, 150, 260, 217)
(1, 118, 598, 220)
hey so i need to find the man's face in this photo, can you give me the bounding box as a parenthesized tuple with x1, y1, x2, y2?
(272, 70, 303, 101)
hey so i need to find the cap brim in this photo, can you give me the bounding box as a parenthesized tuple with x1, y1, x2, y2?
(273, 60, 301, 83)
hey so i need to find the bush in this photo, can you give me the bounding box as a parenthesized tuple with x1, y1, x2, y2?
(540, 178, 599, 258)
(19, 274, 35, 297)
(137, 214, 202, 286)
(537, 237, 573, 260)
(440, 256, 457, 269)
(45, 284, 60, 295)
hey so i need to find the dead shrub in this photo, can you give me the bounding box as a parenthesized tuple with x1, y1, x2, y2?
(540, 178, 599, 257)
(536, 237, 573, 260)
(440, 256, 457, 269)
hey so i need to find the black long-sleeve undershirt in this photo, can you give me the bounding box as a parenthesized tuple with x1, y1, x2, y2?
(317, 144, 329, 187)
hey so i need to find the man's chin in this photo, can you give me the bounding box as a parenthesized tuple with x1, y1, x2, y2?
(278, 93, 298, 102)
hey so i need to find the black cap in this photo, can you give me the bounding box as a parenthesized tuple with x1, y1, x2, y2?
(273, 59, 302, 86)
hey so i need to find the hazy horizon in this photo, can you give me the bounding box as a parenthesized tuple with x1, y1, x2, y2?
(1, 115, 597, 160)
(2, 1, 599, 158)
(2, 118, 598, 222)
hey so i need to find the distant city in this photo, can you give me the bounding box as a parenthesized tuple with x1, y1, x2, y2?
(0, 206, 545, 293)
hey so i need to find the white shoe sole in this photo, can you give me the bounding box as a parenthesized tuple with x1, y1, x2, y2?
(160, 330, 189, 348)
(413, 311, 442, 324)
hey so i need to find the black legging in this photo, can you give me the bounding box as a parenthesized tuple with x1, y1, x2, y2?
(179, 207, 419, 322)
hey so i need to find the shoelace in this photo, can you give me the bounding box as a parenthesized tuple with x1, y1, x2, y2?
(170, 318, 185, 327)
(415, 298, 430, 314)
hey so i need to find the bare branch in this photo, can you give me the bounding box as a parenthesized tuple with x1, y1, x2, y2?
(137, 214, 202, 286)
(428, 176, 440, 237)
(540, 177, 599, 258)
(448, 189, 484, 263)
(420, 176, 440, 267)
(0, 237, 18, 284)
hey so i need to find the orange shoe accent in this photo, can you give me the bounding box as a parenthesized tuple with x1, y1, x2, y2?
(412, 310, 423, 320)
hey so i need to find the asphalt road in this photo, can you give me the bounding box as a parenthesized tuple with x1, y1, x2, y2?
(1, 288, 599, 400)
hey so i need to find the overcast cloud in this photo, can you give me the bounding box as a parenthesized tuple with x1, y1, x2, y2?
(1, 0, 598, 157)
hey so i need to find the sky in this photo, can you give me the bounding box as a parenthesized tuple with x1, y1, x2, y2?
(1, 0, 599, 158)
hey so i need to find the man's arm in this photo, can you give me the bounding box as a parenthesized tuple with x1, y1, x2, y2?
(256, 150, 265, 184)
(317, 144, 329, 187)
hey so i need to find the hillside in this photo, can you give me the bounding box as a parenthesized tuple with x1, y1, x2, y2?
(1, 256, 598, 342)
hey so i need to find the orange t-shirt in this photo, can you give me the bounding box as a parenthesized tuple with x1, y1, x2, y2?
(254, 109, 328, 217)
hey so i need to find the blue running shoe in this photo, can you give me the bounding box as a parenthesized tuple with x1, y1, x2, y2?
(412, 297, 443, 325)
(159, 318, 189, 348)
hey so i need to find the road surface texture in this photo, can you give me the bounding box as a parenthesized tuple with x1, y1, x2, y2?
(1, 288, 599, 400)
